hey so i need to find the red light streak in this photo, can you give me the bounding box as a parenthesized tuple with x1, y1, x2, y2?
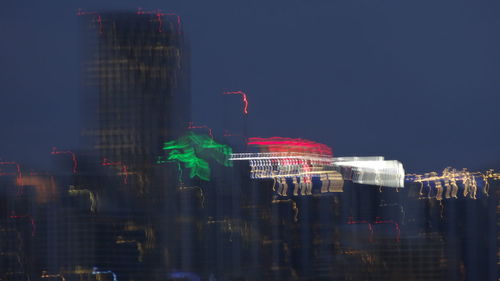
(76, 9, 103, 34)
(51, 147, 78, 174)
(101, 158, 129, 184)
(136, 8, 182, 34)
(347, 216, 374, 242)
(245, 137, 333, 190)
(0, 161, 23, 194)
(9, 213, 36, 236)
(223, 90, 249, 114)
(374, 217, 400, 242)
(188, 122, 213, 138)
(347, 216, 400, 243)
(248, 137, 333, 156)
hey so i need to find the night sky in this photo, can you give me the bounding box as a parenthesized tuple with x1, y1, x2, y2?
(1, 0, 499, 173)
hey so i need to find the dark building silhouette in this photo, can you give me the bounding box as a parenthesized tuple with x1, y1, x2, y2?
(81, 10, 190, 195)
(77, 10, 190, 280)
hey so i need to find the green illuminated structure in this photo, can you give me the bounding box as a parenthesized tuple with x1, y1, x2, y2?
(159, 132, 233, 181)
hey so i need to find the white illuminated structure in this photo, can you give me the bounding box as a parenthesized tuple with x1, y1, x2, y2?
(230, 153, 405, 189)
(333, 158, 405, 188)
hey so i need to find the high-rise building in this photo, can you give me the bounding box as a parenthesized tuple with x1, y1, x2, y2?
(80, 10, 190, 195)
(75, 10, 190, 279)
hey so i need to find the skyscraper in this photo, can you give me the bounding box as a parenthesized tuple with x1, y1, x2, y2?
(76, 10, 190, 279)
(80, 10, 190, 195)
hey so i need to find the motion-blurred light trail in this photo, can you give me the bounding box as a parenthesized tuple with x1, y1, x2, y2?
(223, 90, 249, 114)
(92, 267, 118, 281)
(0, 161, 23, 192)
(159, 132, 232, 181)
(406, 167, 499, 200)
(188, 122, 214, 138)
(101, 158, 129, 184)
(136, 8, 182, 34)
(51, 147, 78, 174)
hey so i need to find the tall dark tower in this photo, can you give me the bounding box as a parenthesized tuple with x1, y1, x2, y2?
(76, 10, 191, 280)
(80, 10, 190, 195)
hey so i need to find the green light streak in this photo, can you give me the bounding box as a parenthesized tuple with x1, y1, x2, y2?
(158, 132, 233, 181)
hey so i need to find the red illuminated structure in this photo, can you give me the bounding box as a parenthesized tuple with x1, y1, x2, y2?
(77, 9, 103, 34)
(51, 147, 78, 174)
(223, 90, 249, 114)
(9, 213, 36, 237)
(78, 8, 183, 35)
(0, 161, 23, 194)
(136, 8, 182, 34)
(187, 122, 214, 138)
(248, 137, 333, 156)
(373, 217, 401, 242)
(101, 158, 129, 184)
(347, 216, 375, 242)
(347, 216, 400, 243)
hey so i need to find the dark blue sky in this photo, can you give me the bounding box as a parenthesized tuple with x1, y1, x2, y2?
(0, 0, 499, 173)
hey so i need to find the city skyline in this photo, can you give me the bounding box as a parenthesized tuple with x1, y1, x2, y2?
(1, 0, 499, 173)
(0, 2, 498, 281)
